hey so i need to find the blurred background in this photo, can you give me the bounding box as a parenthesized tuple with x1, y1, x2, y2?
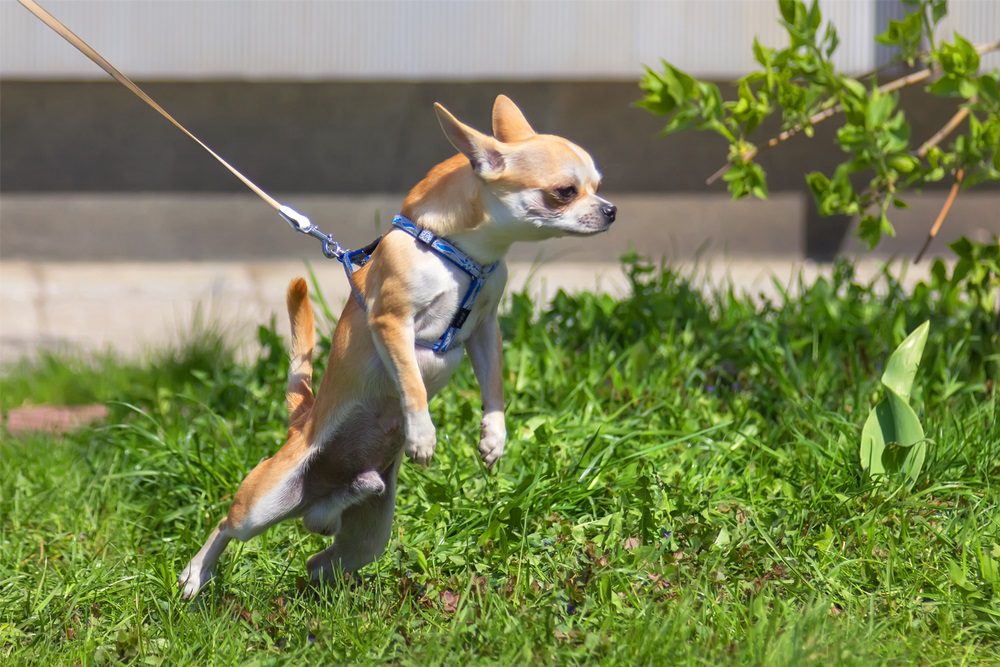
(2, 0, 999, 358)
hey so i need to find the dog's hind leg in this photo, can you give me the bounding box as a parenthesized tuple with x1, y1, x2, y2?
(178, 521, 232, 600)
(307, 455, 401, 581)
(301, 469, 387, 536)
(180, 277, 319, 600)
(179, 450, 308, 599)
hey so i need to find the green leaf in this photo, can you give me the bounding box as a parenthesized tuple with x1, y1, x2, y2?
(949, 561, 978, 593)
(806, 0, 822, 32)
(752, 38, 771, 67)
(866, 89, 896, 128)
(858, 212, 895, 248)
(931, 0, 948, 25)
(884, 388, 925, 448)
(814, 524, 835, 554)
(860, 403, 889, 475)
(954, 34, 980, 72)
(806, 171, 831, 210)
(949, 236, 974, 259)
(779, 0, 799, 24)
(876, 11, 923, 64)
(979, 547, 999, 586)
(978, 73, 1000, 103)
(858, 214, 882, 248)
(860, 321, 930, 483)
(899, 439, 927, 484)
(860, 393, 925, 479)
(928, 75, 964, 98)
(841, 77, 865, 101)
(881, 320, 930, 402)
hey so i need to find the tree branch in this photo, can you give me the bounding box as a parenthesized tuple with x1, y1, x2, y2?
(706, 40, 1000, 186)
(914, 168, 965, 264)
(916, 104, 971, 158)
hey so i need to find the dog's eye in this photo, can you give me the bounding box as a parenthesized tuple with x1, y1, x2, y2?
(555, 185, 577, 201)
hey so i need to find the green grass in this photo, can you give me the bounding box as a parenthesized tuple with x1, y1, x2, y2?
(1, 257, 998, 665)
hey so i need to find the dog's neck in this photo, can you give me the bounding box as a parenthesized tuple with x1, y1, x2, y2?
(400, 155, 513, 266)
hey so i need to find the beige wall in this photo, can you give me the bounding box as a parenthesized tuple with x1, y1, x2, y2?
(4, 0, 996, 81)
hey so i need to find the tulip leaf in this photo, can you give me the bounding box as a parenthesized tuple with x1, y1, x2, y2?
(860, 402, 889, 475)
(881, 320, 929, 402)
(860, 321, 930, 484)
(885, 388, 925, 448)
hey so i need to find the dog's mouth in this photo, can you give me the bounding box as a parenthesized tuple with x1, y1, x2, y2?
(521, 211, 614, 239)
(562, 221, 613, 236)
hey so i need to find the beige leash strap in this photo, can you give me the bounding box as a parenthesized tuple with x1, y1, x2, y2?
(17, 0, 307, 225)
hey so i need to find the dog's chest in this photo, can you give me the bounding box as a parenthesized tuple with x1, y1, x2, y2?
(410, 258, 507, 394)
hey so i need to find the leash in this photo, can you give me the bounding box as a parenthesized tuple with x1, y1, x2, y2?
(17, 0, 343, 260)
(20, 0, 495, 354)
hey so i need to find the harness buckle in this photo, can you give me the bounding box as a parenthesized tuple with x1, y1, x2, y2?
(450, 307, 471, 329)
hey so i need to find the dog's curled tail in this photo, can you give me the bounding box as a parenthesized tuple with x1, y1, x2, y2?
(286, 277, 316, 424)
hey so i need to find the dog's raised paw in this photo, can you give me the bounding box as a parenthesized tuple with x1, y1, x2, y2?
(405, 438, 435, 465)
(478, 415, 507, 468)
(404, 411, 436, 465)
(478, 436, 505, 468)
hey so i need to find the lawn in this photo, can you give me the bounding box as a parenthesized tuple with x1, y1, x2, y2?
(1, 256, 998, 665)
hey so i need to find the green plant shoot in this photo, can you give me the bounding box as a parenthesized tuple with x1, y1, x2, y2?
(860, 320, 930, 483)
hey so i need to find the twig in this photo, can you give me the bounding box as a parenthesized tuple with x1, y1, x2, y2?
(706, 40, 1000, 185)
(706, 71, 925, 185)
(916, 104, 971, 158)
(914, 168, 965, 264)
(705, 102, 841, 184)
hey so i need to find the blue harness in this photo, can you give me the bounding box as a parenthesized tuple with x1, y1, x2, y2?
(334, 214, 497, 354)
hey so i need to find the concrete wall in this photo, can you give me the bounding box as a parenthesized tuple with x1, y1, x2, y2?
(2, 2, 998, 261)
(2, 80, 997, 262)
(2, 80, 985, 194)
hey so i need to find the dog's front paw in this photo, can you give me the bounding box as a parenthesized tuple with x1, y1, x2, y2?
(478, 413, 506, 468)
(404, 411, 436, 465)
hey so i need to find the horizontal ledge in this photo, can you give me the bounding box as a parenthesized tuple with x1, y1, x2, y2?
(0, 257, 943, 362)
(2, 191, 998, 262)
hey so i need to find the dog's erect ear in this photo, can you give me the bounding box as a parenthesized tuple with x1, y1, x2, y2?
(433, 102, 505, 180)
(492, 95, 536, 143)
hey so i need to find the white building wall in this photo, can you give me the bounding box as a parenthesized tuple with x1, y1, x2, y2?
(1, 0, 996, 80)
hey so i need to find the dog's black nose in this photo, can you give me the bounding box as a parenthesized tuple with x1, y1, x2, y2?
(600, 203, 617, 223)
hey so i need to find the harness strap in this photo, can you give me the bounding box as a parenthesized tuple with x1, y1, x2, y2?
(339, 236, 382, 309)
(390, 215, 497, 353)
(391, 215, 493, 280)
(333, 216, 495, 354)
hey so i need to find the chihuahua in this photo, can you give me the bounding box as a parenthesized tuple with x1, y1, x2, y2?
(179, 96, 615, 598)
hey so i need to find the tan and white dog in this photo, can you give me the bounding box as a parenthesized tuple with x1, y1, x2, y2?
(178, 96, 616, 599)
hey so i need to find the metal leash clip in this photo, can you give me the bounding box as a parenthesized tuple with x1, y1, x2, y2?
(279, 205, 344, 260)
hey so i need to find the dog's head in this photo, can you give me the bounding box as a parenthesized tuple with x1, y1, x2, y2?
(434, 95, 616, 240)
